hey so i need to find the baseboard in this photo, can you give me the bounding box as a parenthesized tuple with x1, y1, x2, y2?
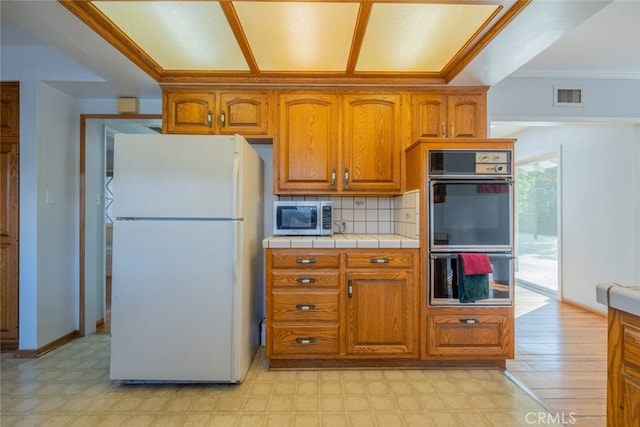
(561, 297, 607, 317)
(14, 330, 79, 358)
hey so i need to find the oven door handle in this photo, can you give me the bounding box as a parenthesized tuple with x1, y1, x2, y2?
(430, 252, 514, 259)
(429, 179, 514, 185)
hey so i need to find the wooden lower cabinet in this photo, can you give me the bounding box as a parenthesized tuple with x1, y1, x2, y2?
(266, 250, 342, 360)
(266, 248, 419, 365)
(265, 247, 513, 368)
(426, 308, 514, 359)
(345, 250, 418, 357)
(608, 308, 640, 427)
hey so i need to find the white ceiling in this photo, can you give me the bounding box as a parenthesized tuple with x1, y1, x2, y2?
(1, 0, 639, 100)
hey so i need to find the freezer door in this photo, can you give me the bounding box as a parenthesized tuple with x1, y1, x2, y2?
(110, 220, 241, 382)
(113, 134, 238, 219)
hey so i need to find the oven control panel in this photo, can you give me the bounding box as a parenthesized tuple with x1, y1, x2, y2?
(476, 163, 509, 174)
(475, 151, 510, 175)
(476, 151, 509, 163)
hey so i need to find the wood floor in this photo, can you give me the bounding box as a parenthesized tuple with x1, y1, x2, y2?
(507, 286, 607, 426)
(96, 283, 608, 425)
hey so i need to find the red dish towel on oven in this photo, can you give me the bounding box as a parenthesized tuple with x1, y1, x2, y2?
(459, 253, 493, 275)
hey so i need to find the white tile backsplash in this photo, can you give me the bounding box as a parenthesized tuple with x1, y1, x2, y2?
(276, 192, 420, 238)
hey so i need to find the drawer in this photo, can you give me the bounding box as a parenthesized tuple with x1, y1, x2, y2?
(345, 250, 415, 268)
(270, 251, 340, 269)
(270, 325, 339, 356)
(271, 291, 339, 322)
(271, 271, 340, 289)
(427, 313, 512, 358)
(623, 321, 640, 370)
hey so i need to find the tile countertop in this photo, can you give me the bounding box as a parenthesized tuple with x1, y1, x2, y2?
(262, 234, 420, 249)
(596, 282, 640, 317)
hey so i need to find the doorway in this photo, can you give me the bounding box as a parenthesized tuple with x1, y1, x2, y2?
(515, 150, 561, 298)
(80, 114, 161, 337)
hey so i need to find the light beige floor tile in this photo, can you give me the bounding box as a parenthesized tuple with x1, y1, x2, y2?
(0, 334, 558, 427)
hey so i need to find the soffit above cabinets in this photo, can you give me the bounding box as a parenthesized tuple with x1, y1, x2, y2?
(59, 0, 530, 86)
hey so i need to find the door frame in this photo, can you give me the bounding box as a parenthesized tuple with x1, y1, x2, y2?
(78, 114, 161, 336)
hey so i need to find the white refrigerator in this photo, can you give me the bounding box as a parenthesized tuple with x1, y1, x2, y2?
(109, 134, 263, 383)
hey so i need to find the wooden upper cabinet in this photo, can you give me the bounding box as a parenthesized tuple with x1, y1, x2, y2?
(412, 92, 486, 140)
(275, 92, 340, 193)
(342, 93, 402, 194)
(219, 92, 270, 136)
(1, 82, 19, 139)
(162, 88, 272, 136)
(163, 90, 216, 134)
(275, 91, 404, 195)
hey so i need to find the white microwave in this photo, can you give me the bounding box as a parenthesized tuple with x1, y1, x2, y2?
(273, 201, 333, 236)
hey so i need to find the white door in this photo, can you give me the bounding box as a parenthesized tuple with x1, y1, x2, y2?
(110, 219, 236, 381)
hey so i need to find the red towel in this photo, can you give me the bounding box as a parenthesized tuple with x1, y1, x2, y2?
(459, 253, 493, 275)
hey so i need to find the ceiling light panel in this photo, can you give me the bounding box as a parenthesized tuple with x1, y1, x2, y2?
(233, 1, 359, 72)
(93, 1, 249, 70)
(357, 3, 500, 72)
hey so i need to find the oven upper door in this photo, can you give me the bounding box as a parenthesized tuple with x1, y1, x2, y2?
(429, 179, 513, 251)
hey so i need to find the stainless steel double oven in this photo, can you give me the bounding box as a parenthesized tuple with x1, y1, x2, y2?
(428, 150, 514, 306)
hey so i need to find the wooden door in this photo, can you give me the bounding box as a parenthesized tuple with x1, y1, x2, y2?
(412, 93, 447, 139)
(1, 81, 19, 350)
(345, 270, 416, 356)
(218, 91, 271, 136)
(275, 93, 340, 194)
(447, 93, 487, 138)
(342, 93, 402, 194)
(163, 90, 216, 134)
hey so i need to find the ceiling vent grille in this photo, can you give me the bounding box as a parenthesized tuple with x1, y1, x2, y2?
(554, 86, 583, 107)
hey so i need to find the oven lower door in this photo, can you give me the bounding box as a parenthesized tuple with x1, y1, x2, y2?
(429, 252, 513, 306)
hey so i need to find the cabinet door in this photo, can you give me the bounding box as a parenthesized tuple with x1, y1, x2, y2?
(412, 93, 447, 139)
(219, 92, 271, 136)
(0, 143, 19, 348)
(345, 270, 417, 356)
(276, 93, 340, 193)
(622, 373, 640, 427)
(447, 93, 486, 138)
(342, 94, 402, 194)
(0, 82, 19, 138)
(163, 91, 216, 134)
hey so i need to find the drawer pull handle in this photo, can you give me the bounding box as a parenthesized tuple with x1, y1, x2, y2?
(296, 278, 317, 284)
(296, 258, 316, 264)
(296, 337, 316, 344)
(296, 304, 316, 311)
(370, 258, 390, 264)
(459, 318, 479, 324)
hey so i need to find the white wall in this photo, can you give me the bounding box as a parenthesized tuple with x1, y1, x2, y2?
(490, 77, 640, 313)
(489, 77, 640, 122)
(512, 125, 639, 311)
(34, 84, 79, 347)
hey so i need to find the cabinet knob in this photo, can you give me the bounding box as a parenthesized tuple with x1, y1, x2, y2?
(296, 304, 316, 311)
(296, 337, 316, 344)
(441, 122, 446, 138)
(450, 122, 455, 137)
(220, 111, 226, 127)
(343, 168, 349, 185)
(207, 111, 213, 127)
(331, 169, 336, 186)
(296, 258, 316, 264)
(370, 258, 389, 264)
(296, 278, 317, 284)
(459, 318, 479, 324)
